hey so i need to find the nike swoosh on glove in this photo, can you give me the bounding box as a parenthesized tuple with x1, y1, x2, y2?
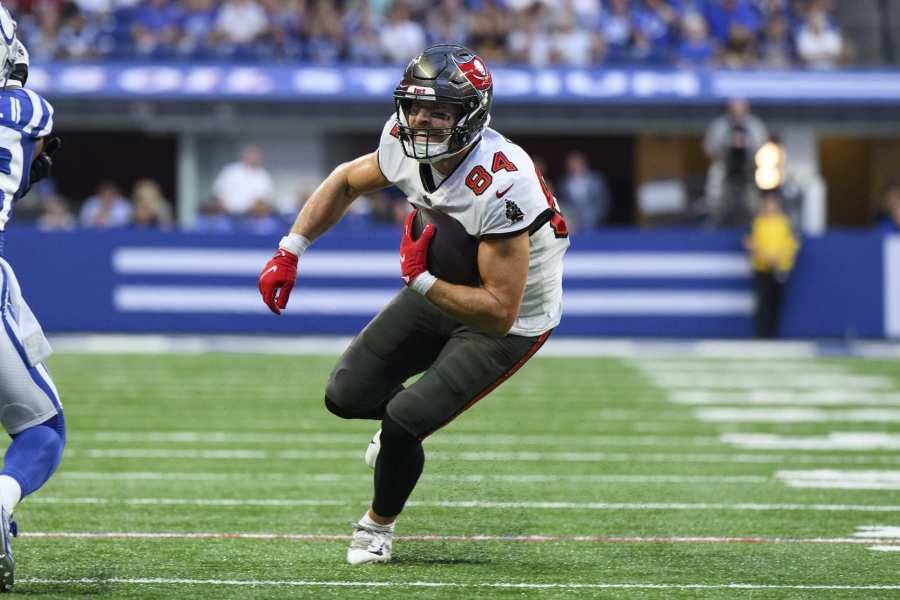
(399, 209, 435, 285)
(258, 248, 299, 315)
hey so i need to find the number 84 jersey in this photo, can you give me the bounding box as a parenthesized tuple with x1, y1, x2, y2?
(377, 117, 570, 337)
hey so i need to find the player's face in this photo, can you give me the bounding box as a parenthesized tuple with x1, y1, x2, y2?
(407, 101, 459, 141)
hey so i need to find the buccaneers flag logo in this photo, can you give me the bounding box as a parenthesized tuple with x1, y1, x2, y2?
(455, 55, 492, 92)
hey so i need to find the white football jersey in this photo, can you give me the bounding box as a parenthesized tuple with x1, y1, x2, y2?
(378, 117, 569, 336)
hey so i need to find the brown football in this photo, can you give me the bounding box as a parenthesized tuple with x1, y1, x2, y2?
(412, 207, 481, 287)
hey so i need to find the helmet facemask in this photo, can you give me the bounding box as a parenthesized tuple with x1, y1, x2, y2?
(394, 95, 471, 164)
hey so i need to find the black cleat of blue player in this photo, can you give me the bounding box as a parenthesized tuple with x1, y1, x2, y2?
(0, 508, 16, 593)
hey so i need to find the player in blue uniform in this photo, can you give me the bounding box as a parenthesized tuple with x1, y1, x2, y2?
(0, 7, 64, 592)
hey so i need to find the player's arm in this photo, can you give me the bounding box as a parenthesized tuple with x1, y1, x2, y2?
(401, 210, 529, 336)
(426, 234, 529, 336)
(258, 151, 390, 315)
(288, 151, 390, 242)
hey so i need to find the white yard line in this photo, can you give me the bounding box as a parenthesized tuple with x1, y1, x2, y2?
(27, 497, 900, 512)
(632, 360, 840, 373)
(63, 447, 900, 464)
(723, 433, 900, 451)
(779, 470, 900, 491)
(58, 472, 770, 484)
(649, 373, 894, 390)
(669, 390, 900, 406)
(19, 532, 900, 546)
(18, 578, 900, 591)
(695, 408, 900, 423)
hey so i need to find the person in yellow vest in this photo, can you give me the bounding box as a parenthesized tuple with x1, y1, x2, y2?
(744, 191, 799, 338)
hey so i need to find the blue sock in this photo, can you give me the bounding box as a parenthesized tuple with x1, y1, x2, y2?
(1, 412, 66, 497)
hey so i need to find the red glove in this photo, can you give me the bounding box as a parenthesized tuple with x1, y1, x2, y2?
(258, 248, 298, 315)
(400, 209, 435, 285)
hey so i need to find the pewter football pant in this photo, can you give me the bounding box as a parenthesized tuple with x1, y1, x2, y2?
(324, 288, 550, 439)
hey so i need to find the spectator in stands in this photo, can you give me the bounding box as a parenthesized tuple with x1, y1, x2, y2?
(130, 179, 174, 229)
(759, 14, 794, 68)
(379, 2, 424, 65)
(703, 0, 760, 45)
(192, 197, 236, 233)
(601, 0, 634, 63)
(79, 180, 133, 228)
(795, 8, 843, 69)
(719, 22, 758, 67)
(345, 3, 387, 64)
(213, 0, 269, 58)
(558, 151, 611, 230)
(550, 10, 593, 66)
(131, 0, 179, 57)
(703, 98, 769, 226)
(466, 0, 510, 64)
(677, 12, 716, 68)
(875, 184, 900, 234)
(424, 0, 468, 48)
(176, 0, 218, 58)
(212, 145, 275, 215)
(633, 0, 679, 64)
(238, 198, 283, 235)
(507, 3, 551, 67)
(744, 190, 798, 338)
(36, 195, 76, 231)
(56, 9, 102, 60)
(19, 3, 61, 60)
(305, 0, 344, 63)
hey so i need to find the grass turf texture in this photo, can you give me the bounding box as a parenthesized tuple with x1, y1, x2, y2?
(6, 353, 900, 598)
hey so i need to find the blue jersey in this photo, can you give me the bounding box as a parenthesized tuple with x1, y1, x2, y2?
(0, 87, 54, 253)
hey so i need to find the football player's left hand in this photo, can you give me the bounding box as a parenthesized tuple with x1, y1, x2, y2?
(30, 136, 61, 184)
(400, 209, 435, 285)
(258, 248, 299, 315)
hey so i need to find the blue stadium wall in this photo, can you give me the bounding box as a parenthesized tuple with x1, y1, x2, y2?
(5, 228, 895, 338)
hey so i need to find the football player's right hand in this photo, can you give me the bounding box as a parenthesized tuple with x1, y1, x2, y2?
(258, 248, 299, 315)
(400, 209, 435, 286)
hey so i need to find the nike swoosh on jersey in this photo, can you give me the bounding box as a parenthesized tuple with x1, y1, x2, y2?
(399, 254, 406, 263)
(264, 266, 277, 276)
(496, 184, 514, 198)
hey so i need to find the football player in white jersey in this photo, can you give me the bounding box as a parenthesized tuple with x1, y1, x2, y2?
(0, 8, 65, 592)
(258, 44, 569, 565)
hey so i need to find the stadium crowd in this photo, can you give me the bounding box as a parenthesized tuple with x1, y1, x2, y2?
(10, 0, 848, 69)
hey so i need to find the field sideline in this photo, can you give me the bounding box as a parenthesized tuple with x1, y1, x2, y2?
(8, 341, 900, 598)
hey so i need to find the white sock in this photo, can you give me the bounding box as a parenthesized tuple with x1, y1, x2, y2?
(0, 476, 21, 514)
(360, 511, 394, 531)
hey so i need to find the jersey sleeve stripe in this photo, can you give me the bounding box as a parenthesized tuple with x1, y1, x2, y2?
(20, 89, 42, 135)
(34, 95, 54, 138)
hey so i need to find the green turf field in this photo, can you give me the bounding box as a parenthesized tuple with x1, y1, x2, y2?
(7, 352, 900, 598)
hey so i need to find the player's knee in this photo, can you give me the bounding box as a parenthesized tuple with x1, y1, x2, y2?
(324, 367, 358, 419)
(324, 366, 387, 419)
(43, 412, 67, 446)
(20, 415, 65, 467)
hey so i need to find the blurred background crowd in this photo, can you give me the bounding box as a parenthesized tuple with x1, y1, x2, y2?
(7, 0, 869, 69)
(6, 0, 900, 239)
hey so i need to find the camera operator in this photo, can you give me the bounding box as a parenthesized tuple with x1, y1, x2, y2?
(704, 98, 769, 226)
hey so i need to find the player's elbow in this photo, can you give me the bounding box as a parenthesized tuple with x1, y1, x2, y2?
(487, 307, 518, 337)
